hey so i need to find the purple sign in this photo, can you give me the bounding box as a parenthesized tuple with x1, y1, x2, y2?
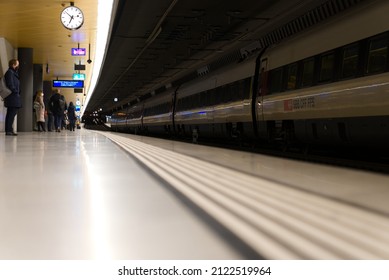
(71, 48, 86, 56)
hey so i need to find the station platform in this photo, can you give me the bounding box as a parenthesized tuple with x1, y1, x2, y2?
(1, 128, 389, 259)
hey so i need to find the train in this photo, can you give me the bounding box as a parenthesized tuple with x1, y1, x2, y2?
(110, 1, 389, 152)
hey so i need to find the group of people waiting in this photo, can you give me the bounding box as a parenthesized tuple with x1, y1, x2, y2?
(33, 89, 78, 132)
(2, 58, 78, 135)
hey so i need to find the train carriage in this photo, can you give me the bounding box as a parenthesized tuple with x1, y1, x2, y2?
(174, 56, 256, 140)
(258, 0, 389, 148)
(142, 88, 175, 135)
(111, 0, 389, 152)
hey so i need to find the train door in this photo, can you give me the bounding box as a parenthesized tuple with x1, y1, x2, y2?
(140, 103, 145, 132)
(171, 86, 180, 134)
(252, 49, 268, 139)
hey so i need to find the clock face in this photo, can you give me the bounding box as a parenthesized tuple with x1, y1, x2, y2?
(60, 6, 84, 30)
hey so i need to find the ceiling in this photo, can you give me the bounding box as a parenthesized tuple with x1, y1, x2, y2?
(0, 0, 98, 102)
(0, 0, 371, 115)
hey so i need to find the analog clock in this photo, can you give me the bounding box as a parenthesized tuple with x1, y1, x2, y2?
(60, 6, 84, 30)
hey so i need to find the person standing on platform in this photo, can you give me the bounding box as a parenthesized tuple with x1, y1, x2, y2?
(33, 90, 46, 132)
(4, 59, 21, 136)
(59, 95, 67, 130)
(46, 90, 55, 131)
(49, 89, 63, 132)
(67, 101, 76, 131)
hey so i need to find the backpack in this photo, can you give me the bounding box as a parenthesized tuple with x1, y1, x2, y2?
(0, 76, 12, 100)
(58, 98, 65, 111)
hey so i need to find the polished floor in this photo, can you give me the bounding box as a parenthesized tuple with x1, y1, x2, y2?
(1, 128, 389, 259)
(0, 129, 242, 259)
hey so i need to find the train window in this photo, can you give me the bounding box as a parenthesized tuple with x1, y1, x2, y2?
(134, 110, 141, 118)
(221, 85, 230, 103)
(269, 67, 283, 93)
(183, 97, 188, 110)
(221, 85, 228, 103)
(182, 97, 188, 111)
(319, 52, 335, 82)
(286, 63, 298, 90)
(341, 44, 359, 79)
(199, 91, 206, 106)
(211, 89, 217, 105)
(188, 96, 193, 109)
(243, 78, 251, 99)
(205, 91, 211, 106)
(229, 82, 236, 101)
(205, 89, 211, 106)
(226, 84, 232, 102)
(206, 90, 212, 106)
(215, 87, 223, 104)
(231, 81, 241, 101)
(239, 79, 247, 99)
(366, 36, 388, 74)
(188, 95, 194, 110)
(194, 93, 201, 108)
(207, 91, 213, 106)
(195, 94, 200, 108)
(301, 58, 314, 87)
(162, 104, 166, 114)
(187, 95, 193, 110)
(205, 91, 213, 106)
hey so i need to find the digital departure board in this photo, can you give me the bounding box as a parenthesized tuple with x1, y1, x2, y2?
(53, 80, 84, 88)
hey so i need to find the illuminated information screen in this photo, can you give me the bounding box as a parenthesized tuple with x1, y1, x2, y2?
(53, 80, 84, 88)
(73, 73, 85, 80)
(71, 48, 86, 56)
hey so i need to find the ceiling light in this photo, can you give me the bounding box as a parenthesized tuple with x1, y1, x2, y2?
(81, 0, 116, 116)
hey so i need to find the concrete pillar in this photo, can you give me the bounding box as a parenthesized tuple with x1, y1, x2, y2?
(43, 80, 52, 105)
(18, 48, 33, 132)
(33, 64, 43, 94)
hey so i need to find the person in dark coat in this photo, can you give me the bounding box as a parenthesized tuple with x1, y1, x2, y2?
(4, 59, 21, 136)
(67, 101, 77, 131)
(59, 95, 68, 130)
(46, 91, 55, 131)
(49, 89, 63, 132)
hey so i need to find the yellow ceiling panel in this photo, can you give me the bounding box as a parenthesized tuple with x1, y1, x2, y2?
(0, 0, 98, 100)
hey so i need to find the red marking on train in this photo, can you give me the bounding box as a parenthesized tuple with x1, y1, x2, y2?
(284, 100, 293, 111)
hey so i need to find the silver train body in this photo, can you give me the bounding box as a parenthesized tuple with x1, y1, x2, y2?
(111, 1, 389, 150)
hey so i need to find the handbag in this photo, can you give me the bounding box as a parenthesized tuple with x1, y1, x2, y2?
(0, 77, 12, 100)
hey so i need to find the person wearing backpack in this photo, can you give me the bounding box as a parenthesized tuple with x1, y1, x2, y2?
(58, 95, 67, 130)
(4, 59, 21, 136)
(67, 102, 77, 131)
(49, 89, 64, 132)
